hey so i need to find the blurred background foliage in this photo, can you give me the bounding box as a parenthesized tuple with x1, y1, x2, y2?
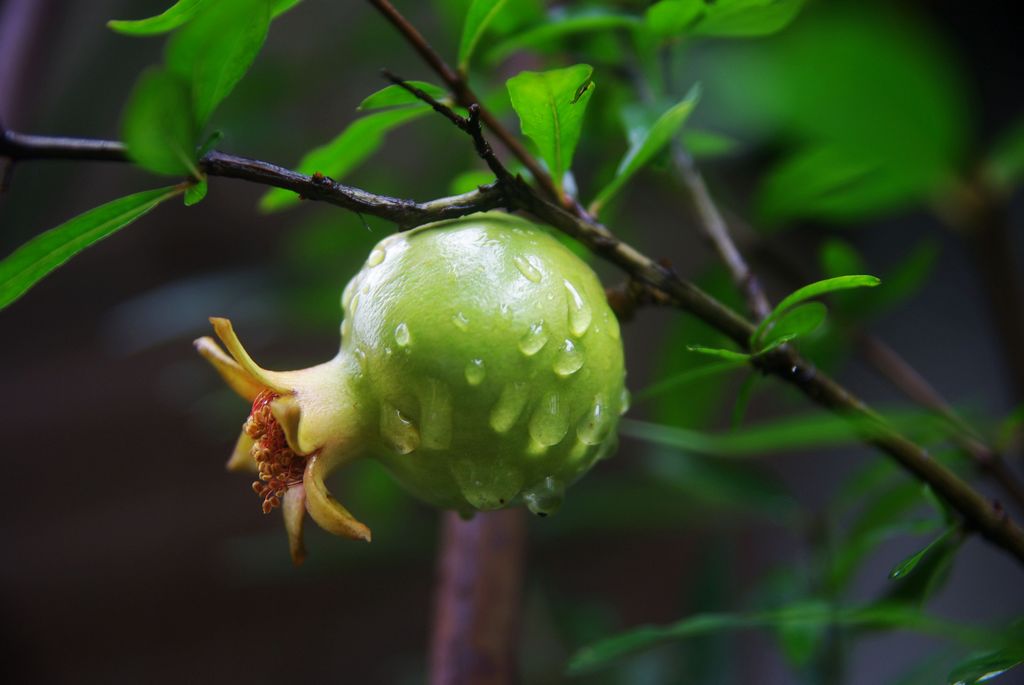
(1, 0, 1023, 683)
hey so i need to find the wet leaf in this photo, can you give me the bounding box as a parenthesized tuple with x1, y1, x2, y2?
(507, 64, 596, 194)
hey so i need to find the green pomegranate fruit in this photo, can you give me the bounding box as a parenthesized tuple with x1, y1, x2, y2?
(196, 212, 627, 563)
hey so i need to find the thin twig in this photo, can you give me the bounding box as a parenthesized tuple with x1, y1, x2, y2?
(671, 145, 772, 320)
(365, 0, 565, 206)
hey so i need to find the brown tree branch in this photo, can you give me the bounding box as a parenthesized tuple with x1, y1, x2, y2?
(672, 145, 772, 321)
(365, 0, 565, 206)
(0, 129, 507, 225)
(5, 119, 1024, 568)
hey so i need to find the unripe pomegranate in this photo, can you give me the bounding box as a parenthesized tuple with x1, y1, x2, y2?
(196, 212, 627, 562)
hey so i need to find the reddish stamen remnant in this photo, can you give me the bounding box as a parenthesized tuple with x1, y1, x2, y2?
(243, 389, 307, 514)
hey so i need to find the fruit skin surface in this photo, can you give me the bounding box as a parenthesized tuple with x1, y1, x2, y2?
(343, 213, 627, 515)
(196, 211, 626, 560)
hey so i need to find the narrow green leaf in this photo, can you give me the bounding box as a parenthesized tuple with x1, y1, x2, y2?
(358, 81, 447, 110)
(458, 0, 510, 72)
(184, 178, 208, 206)
(731, 372, 758, 428)
(884, 527, 963, 605)
(753, 275, 880, 346)
(506, 64, 595, 194)
(948, 645, 1024, 685)
(122, 67, 199, 176)
(108, 0, 204, 36)
(757, 301, 827, 351)
(686, 344, 750, 362)
(568, 602, 995, 675)
(589, 86, 700, 213)
(166, 0, 272, 126)
(0, 186, 184, 309)
(621, 409, 946, 458)
(634, 360, 745, 403)
(259, 107, 430, 212)
(889, 528, 955, 579)
(109, 0, 297, 36)
(489, 12, 640, 63)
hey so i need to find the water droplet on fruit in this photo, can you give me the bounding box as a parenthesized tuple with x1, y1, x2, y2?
(465, 358, 485, 385)
(394, 322, 411, 347)
(349, 292, 361, 315)
(563, 279, 592, 337)
(341, 317, 351, 338)
(367, 246, 386, 267)
(523, 477, 565, 516)
(577, 395, 610, 445)
(490, 382, 529, 433)
(518, 322, 548, 356)
(452, 312, 470, 331)
(380, 401, 419, 454)
(513, 254, 542, 283)
(451, 457, 523, 510)
(418, 377, 452, 449)
(569, 438, 589, 461)
(553, 339, 584, 377)
(529, 391, 569, 446)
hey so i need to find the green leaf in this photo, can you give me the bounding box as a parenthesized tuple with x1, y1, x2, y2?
(166, 0, 272, 126)
(122, 68, 199, 176)
(108, 0, 205, 36)
(506, 64, 595, 194)
(259, 106, 430, 212)
(358, 81, 447, 110)
(682, 128, 739, 159)
(753, 275, 880, 347)
(948, 645, 1024, 685)
(489, 12, 640, 64)
(567, 602, 995, 675)
(889, 528, 956, 579)
(986, 117, 1024, 190)
(695, 0, 806, 37)
(709, 5, 968, 222)
(589, 86, 700, 213)
(645, 0, 703, 39)
(884, 527, 963, 606)
(634, 360, 745, 404)
(622, 409, 947, 458)
(458, 0, 509, 72)
(184, 178, 208, 206)
(0, 186, 184, 309)
(757, 301, 827, 351)
(757, 145, 935, 223)
(686, 344, 750, 362)
(109, 0, 298, 36)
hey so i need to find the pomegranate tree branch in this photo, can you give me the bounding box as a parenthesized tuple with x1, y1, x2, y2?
(0, 128, 507, 226)
(5, 125, 1024, 570)
(671, 145, 772, 321)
